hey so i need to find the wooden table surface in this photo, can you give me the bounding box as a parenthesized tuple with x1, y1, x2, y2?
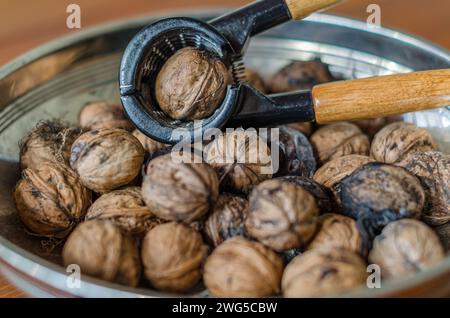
(0, 0, 449, 298)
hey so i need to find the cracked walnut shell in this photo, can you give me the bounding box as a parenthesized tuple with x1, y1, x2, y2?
(203, 236, 283, 297)
(14, 161, 91, 238)
(63, 220, 140, 287)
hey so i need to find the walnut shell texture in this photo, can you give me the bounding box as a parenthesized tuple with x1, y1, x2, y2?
(307, 213, 362, 254)
(70, 129, 145, 193)
(142, 153, 219, 222)
(204, 194, 249, 246)
(310, 122, 370, 165)
(370, 122, 437, 167)
(405, 151, 449, 226)
(246, 179, 318, 251)
(203, 237, 283, 297)
(368, 219, 444, 279)
(156, 47, 229, 120)
(204, 129, 273, 194)
(141, 222, 208, 293)
(85, 187, 163, 236)
(79, 101, 133, 131)
(19, 120, 82, 170)
(62, 220, 140, 287)
(282, 247, 366, 297)
(14, 161, 91, 238)
(268, 60, 334, 93)
(132, 129, 167, 154)
(352, 116, 402, 139)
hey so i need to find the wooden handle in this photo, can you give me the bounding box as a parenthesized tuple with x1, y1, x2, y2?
(312, 69, 450, 124)
(285, 0, 343, 20)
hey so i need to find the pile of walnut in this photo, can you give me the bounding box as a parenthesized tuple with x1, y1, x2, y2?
(13, 59, 449, 297)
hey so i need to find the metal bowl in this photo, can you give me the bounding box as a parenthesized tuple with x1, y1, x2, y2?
(0, 9, 449, 297)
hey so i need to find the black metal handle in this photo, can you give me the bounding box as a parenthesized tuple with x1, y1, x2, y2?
(209, 0, 291, 55)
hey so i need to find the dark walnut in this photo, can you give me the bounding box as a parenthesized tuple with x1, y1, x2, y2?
(370, 122, 437, 167)
(85, 187, 163, 236)
(307, 213, 362, 254)
(268, 60, 334, 93)
(141, 222, 208, 293)
(142, 153, 219, 222)
(70, 129, 145, 193)
(405, 151, 449, 226)
(203, 236, 283, 297)
(275, 126, 316, 178)
(14, 161, 91, 238)
(287, 122, 313, 137)
(155, 47, 229, 120)
(63, 220, 140, 287)
(204, 194, 249, 247)
(244, 68, 267, 93)
(132, 129, 167, 154)
(279, 176, 335, 214)
(340, 163, 425, 246)
(352, 116, 402, 139)
(245, 179, 318, 251)
(368, 219, 444, 279)
(19, 120, 82, 170)
(204, 129, 273, 194)
(282, 247, 366, 297)
(310, 122, 370, 165)
(78, 101, 133, 131)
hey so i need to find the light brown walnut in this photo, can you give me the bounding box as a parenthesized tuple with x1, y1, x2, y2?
(79, 101, 133, 131)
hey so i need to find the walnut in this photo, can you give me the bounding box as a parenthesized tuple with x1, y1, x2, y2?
(352, 116, 402, 139)
(368, 219, 444, 279)
(282, 248, 366, 297)
(155, 47, 229, 120)
(85, 187, 163, 236)
(435, 222, 450, 252)
(62, 220, 140, 287)
(310, 122, 370, 165)
(287, 122, 313, 136)
(141, 153, 219, 222)
(275, 126, 316, 177)
(19, 120, 82, 170)
(307, 213, 362, 254)
(245, 179, 318, 251)
(404, 151, 449, 226)
(204, 194, 248, 246)
(132, 129, 167, 154)
(244, 68, 266, 92)
(203, 236, 283, 297)
(370, 122, 437, 167)
(279, 176, 335, 214)
(14, 161, 91, 238)
(141, 222, 208, 293)
(70, 129, 145, 193)
(313, 155, 375, 205)
(268, 60, 334, 93)
(340, 163, 425, 246)
(78, 101, 133, 131)
(204, 129, 273, 194)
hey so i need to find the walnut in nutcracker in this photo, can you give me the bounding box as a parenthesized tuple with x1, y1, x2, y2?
(282, 247, 366, 297)
(19, 120, 82, 170)
(369, 219, 444, 279)
(85, 187, 163, 236)
(79, 101, 133, 131)
(404, 151, 449, 225)
(156, 47, 230, 120)
(62, 220, 140, 287)
(204, 129, 273, 194)
(14, 161, 91, 238)
(245, 179, 318, 251)
(132, 129, 167, 154)
(141, 153, 219, 223)
(310, 122, 370, 164)
(70, 129, 145, 193)
(203, 237, 283, 297)
(141, 222, 208, 293)
(307, 213, 363, 254)
(204, 194, 248, 246)
(370, 122, 437, 167)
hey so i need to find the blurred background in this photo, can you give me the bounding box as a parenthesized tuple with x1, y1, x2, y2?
(0, 0, 448, 297)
